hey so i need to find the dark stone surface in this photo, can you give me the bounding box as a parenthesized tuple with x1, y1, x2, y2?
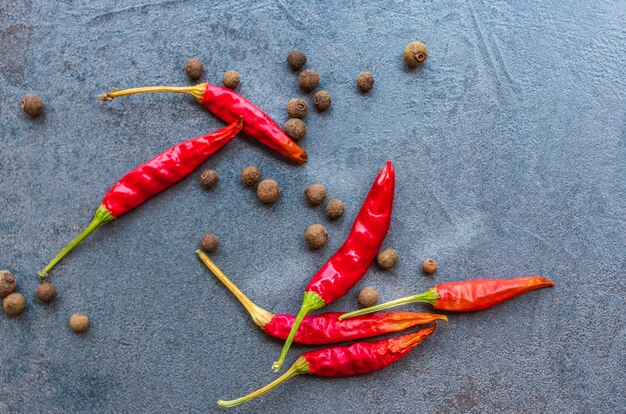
(1, 1, 624, 413)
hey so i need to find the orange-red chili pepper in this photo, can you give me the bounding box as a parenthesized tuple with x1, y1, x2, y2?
(99, 83, 307, 164)
(339, 276, 555, 319)
(273, 162, 395, 371)
(218, 324, 436, 408)
(37, 118, 243, 280)
(196, 251, 446, 344)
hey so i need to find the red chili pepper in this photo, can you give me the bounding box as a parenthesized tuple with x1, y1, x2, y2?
(37, 118, 243, 280)
(218, 323, 436, 408)
(196, 250, 446, 344)
(339, 276, 555, 319)
(273, 162, 395, 371)
(99, 83, 307, 164)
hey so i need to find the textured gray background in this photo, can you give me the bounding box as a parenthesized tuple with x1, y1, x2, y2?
(1, 1, 625, 413)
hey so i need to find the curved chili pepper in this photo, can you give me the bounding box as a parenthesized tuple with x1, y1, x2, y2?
(99, 83, 307, 164)
(37, 118, 243, 280)
(339, 276, 555, 319)
(273, 161, 395, 371)
(196, 250, 446, 344)
(218, 323, 436, 408)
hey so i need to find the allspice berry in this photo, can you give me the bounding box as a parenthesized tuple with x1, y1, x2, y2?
(3, 293, 26, 316)
(325, 199, 345, 220)
(377, 249, 399, 270)
(404, 41, 429, 67)
(358, 287, 379, 308)
(69, 312, 90, 333)
(241, 166, 261, 186)
(199, 169, 219, 189)
(356, 72, 375, 92)
(312, 91, 331, 111)
(422, 258, 438, 274)
(200, 232, 219, 253)
(304, 184, 327, 206)
(185, 58, 204, 80)
(298, 69, 319, 92)
(284, 118, 306, 141)
(257, 179, 280, 204)
(305, 224, 328, 249)
(222, 70, 240, 89)
(0, 270, 17, 298)
(36, 282, 57, 304)
(287, 98, 308, 118)
(21, 94, 44, 117)
(287, 49, 307, 70)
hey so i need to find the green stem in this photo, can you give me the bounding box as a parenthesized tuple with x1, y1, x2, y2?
(98, 84, 207, 102)
(338, 288, 440, 320)
(218, 357, 310, 408)
(38, 205, 115, 281)
(272, 291, 325, 372)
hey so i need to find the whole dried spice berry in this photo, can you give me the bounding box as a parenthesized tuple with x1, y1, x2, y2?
(422, 258, 438, 274)
(0, 270, 17, 298)
(359, 286, 379, 308)
(284, 118, 306, 141)
(69, 312, 90, 332)
(185, 58, 204, 80)
(36, 282, 57, 303)
(287, 98, 308, 118)
(325, 199, 344, 220)
(298, 69, 319, 92)
(305, 184, 327, 206)
(257, 179, 280, 204)
(356, 72, 375, 92)
(200, 232, 219, 253)
(3, 293, 26, 316)
(287, 50, 307, 71)
(377, 248, 399, 270)
(404, 41, 429, 67)
(199, 169, 219, 189)
(241, 166, 260, 187)
(222, 70, 241, 90)
(21, 94, 44, 117)
(305, 224, 328, 249)
(312, 91, 331, 111)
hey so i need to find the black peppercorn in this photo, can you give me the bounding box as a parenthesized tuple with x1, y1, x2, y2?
(284, 118, 306, 141)
(257, 179, 280, 204)
(298, 70, 319, 92)
(21, 94, 44, 117)
(356, 72, 375, 92)
(199, 169, 218, 189)
(313, 91, 331, 111)
(404, 42, 429, 67)
(287, 50, 307, 70)
(222, 70, 240, 89)
(36, 282, 57, 303)
(305, 224, 328, 249)
(185, 58, 204, 80)
(0, 270, 17, 298)
(305, 184, 327, 206)
(200, 232, 219, 252)
(241, 166, 261, 187)
(325, 199, 345, 220)
(287, 98, 308, 118)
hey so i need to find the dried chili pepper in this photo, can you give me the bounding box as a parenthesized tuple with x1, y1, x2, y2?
(273, 162, 395, 371)
(37, 118, 243, 280)
(196, 251, 445, 344)
(99, 83, 307, 164)
(218, 323, 436, 408)
(339, 276, 555, 319)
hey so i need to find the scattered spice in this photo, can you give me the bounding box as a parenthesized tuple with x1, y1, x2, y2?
(199, 169, 219, 189)
(312, 91, 331, 111)
(286, 98, 308, 118)
(185, 58, 204, 80)
(298, 69, 319, 92)
(305, 224, 328, 249)
(200, 232, 219, 253)
(403, 41, 429, 67)
(222, 70, 241, 90)
(422, 258, 437, 275)
(356, 72, 375, 92)
(21, 94, 44, 117)
(69, 312, 90, 333)
(287, 50, 307, 71)
(3, 293, 26, 317)
(284, 118, 306, 141)
(257, 179, 280, 204)
(241, 166, 261, 187)
(325, 199, 344, 220)
(358, 286, 379, 308)
(36, 282, 57, 303)
(0, 270, 17, 298)
(377, 248, 399, 270)
(304, 184, 327, 206)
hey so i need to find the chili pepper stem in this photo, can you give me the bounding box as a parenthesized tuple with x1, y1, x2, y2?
(338, 288, 440, 320)
(195, 250, 274, 328)
(218, 357, 310, 408)
(273, 291, 325, 372)
(38, 205, 115, 281)
(98, 83, 207, 102)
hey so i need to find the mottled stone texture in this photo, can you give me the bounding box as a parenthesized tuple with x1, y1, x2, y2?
(1, 1, 624, 413)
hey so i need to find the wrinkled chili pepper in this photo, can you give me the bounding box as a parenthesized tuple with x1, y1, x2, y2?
(339, 276, 555, 319)
(218, 323, 436, 408)
(37, 118, 243, 280)
(196, 250, 445, 344)
(273, 161, 395, 371)
(99, 83, 307, 164)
